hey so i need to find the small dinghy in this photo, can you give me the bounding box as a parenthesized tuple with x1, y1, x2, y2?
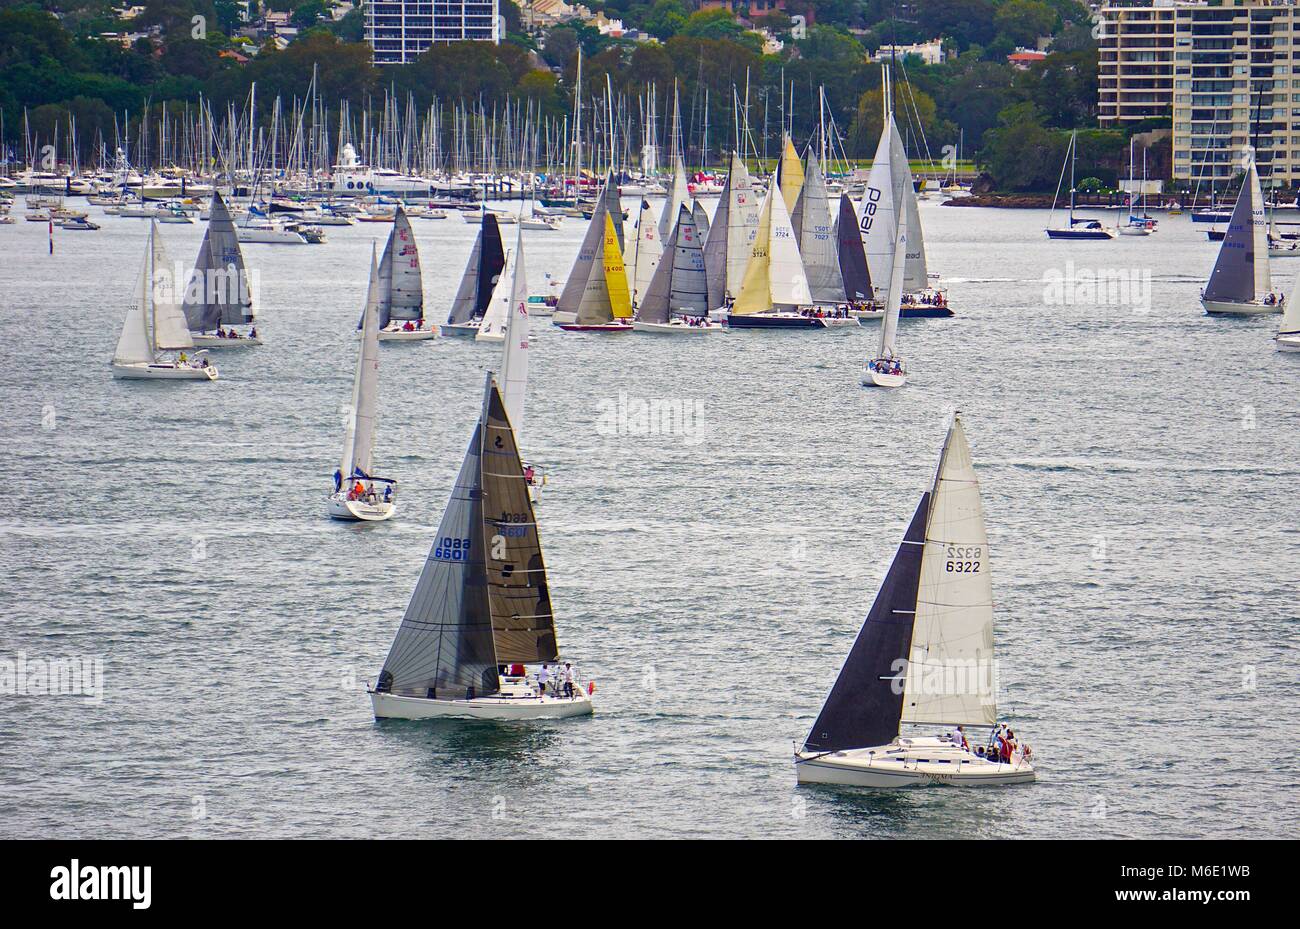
(1202, 156, 1283, 316)
(111, 220, 219, 381)
(183, 191, 262, 347)
(794, 415, 1036, 788)
(329, 244, 397, 522)
(368, 373, 593, 720)
(440, 212, 505, 338)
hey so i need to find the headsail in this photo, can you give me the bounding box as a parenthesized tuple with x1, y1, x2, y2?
(704, 151, 759, 310)
(659, 154, 690, 241)
(901, 416, 998, 728)
(768, 174, 812, 308)
(341, 244, 382, 480)
(628, 198, 662, 307)
(149, 223, 194, 352)
(1205, 159, 1269, 303)
(803, 494, 930, 753)
(837, 192, 873, 302)
(790, 148, 843, 304)
(182, 190, 252, 332)
(114, 223, 157, 365)
(691, 199, 711, 248)
(559, 174, 612, 316)
(878, 204, 907, 360)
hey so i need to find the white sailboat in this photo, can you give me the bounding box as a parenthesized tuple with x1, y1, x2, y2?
(368, 373, 593, 720)
(553, 173, 634, 332)
(1201, 158, 1282, 316)
(862, 197, 908, 387)
(795, 415, 1036, 787)
(633, 203, 719, 334)
(183, 191, 260, 347)
(790, 148, 845, 308)
(858, 66, 953, 318)
(726, 175, 818, 329)
(329, 245, 397, 522)
(441, 211, 506, 337)
(369, 208, 434, 340)
(111, 220, 218, 381)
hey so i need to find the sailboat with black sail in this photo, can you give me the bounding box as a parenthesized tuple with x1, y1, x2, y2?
(794, 415, 1035, 787)
(182, 190, 259, 347)
(441, 211, 505, 337)
(1201, 157, 1282, 316)
(369, 373, 593, 720)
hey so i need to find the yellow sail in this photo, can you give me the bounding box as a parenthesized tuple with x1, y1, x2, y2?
(732, 185, 773, 315)
(778, 135, 805, 214)
(603, 212, 633, 318)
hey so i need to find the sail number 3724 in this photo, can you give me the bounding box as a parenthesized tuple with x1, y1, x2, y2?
(945, 545, 981, 573)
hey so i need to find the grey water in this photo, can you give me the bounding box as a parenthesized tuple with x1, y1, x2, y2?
(0, 198, 1296, 838)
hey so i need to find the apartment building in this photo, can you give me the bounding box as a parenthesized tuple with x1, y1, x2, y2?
(367, 0, 500, 65)
(1099, 0, 1300, 186)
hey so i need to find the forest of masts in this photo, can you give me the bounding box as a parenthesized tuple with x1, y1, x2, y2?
(2, 61, 861, 182)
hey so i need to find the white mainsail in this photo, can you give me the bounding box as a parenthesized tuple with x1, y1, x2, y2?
(878, 200, 908, 360)
(381, 208, 424, 322)
(499, 227, 530, 436)
(724, 154, 759, 298)
(768, 175, 812, 308)
(791, 148, 844, 304)
(149, 223, 194, 352)
(659, 153, 690, 242)
(341, 245, 382, 479)
(476, 244, 513, 342)
(901, 416, 998, 728)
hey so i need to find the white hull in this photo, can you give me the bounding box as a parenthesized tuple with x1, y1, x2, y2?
(191, 334, 262, 348)
(111, 362, 218, 381)
(820, 316, 859, 328)
(795, 740, 1035, 788)
(475, 332, 505, 343)
(631, 320, 720, 334)
(1276, 333, 1300, 352)
(327, 494, 396, 522)
(237, 228, 308, 245)
(378, 326, 437, 342)
(1116, 226, 1151, 237)
(1202, 298, 1283, 316)
(371, 689, 593, 720)
(439, 322, 481, 338)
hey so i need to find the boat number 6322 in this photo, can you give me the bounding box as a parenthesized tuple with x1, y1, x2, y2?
(945, 545, 981, 573)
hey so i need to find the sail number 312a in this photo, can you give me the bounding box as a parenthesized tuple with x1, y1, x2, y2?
(945, 545, 981, 573)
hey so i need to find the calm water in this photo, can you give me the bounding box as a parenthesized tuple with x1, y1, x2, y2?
(1, 197, 1296, 839)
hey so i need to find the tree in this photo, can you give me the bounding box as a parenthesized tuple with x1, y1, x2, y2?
(848, 83, 940, 157)
(993, 0, 1057, 49)
(541, 26, 577, 69)
(979, 102, 1068, 191)
(643, 0, 687, 41)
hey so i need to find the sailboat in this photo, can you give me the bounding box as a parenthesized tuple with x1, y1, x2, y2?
(1117, 140, 1155, 237)
(111, 220, 218, 381)
(791, 147, 847, 311)
(703, 151, 759, 315)
(857, 65, 954, 318)
(182, 191, 259, 347)
(441, 211, 505, 337)
(633, 203, 719, 334)
(1046, 130, 1114, 240)
(368, 372, 593, 720)
(776, 134, 805, 215)
(1201, 157, 1282, 316)
(794, 415, 1036, 787)
(330, 245, 397, 522)
(553, 173, 634, 332)
(862, 200, 908, 388)
(370, 207, 434, 341)
(726, 175, 818, 328)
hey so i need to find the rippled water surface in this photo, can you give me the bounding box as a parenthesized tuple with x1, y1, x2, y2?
(1, 198, 1296, 838)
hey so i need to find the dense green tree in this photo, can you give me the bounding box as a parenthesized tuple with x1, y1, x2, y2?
(993, 0, 1057, 48)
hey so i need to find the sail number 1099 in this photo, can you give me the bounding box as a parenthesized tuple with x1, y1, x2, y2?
(945, 545, 981, 573)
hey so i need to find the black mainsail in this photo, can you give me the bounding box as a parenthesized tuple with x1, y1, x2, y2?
(803, 494, 930, 753)
(376, 374, 557, 698)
